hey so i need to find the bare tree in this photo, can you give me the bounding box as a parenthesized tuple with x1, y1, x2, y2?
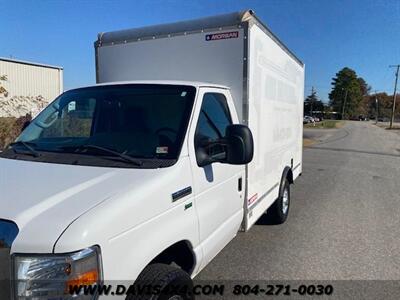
(0, 75, 7, 96)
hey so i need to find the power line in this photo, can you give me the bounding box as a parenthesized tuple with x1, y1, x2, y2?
(389, 65, 399, 129)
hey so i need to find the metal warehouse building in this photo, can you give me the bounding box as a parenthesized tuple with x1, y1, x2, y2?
(0, 57, 63, 117)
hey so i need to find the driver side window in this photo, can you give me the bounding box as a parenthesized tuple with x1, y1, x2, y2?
(195, 93, 232, 158)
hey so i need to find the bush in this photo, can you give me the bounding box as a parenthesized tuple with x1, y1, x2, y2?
(0, 114, 32, 150)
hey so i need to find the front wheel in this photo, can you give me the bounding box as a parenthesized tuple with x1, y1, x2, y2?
(267, 178, 290, 224)
(127, 263, 194, 300)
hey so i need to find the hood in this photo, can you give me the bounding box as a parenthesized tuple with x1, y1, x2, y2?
(0, 158, 161, 253)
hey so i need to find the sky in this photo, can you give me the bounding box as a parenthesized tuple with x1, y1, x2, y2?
(1, 0, 399, 102)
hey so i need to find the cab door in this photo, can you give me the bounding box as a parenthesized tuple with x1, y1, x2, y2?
(188, 87, 245, 268)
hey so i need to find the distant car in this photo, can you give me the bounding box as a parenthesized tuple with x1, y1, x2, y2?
(304, 116, 314, 123)
(313, 117, 320, 122)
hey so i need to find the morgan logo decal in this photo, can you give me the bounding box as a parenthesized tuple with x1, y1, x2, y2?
(205, 31, 239, 41)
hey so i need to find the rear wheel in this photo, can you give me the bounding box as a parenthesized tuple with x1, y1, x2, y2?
(267, 178, 290, 224)
(126, 263, 194, 300)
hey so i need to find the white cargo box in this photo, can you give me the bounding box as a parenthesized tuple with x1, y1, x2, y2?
(95, 10, 305, 230)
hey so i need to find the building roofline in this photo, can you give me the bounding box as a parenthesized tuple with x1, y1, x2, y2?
(0, 57, 63, 70)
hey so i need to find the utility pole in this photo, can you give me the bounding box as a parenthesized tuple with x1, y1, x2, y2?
(341, 88, 348, 120)
(375, 90, 379, 125)
(389, 65, 400, 129)
(310, 86, 315, 116)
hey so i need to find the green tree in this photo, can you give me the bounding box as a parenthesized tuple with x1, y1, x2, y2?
(304, 89, 324, 115)
(358, 77, 371, 96)
(363, 92, 400, 119)
(328, 68, 365, 119)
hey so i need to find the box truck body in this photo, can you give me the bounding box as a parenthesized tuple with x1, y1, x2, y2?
(0, 10, 304, 300)
(95, 10, 305, 230)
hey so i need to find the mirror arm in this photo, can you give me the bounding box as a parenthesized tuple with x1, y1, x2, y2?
(206, 139, 228, 148)
(196, 138, 229, 167)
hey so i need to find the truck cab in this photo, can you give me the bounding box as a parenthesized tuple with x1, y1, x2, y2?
(0, 81, 254, 299)
(1, 9, 304, 300)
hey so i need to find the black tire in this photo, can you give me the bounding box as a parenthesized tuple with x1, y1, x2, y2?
(126, 263, 194, 300)
(267, 178, 290, 225)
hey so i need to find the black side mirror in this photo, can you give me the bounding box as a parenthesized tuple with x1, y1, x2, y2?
(195, 138, 221, 167)
(225, 124, 254, 165)
(195, 124, 254, 167)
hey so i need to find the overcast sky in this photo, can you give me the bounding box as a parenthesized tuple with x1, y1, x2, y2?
(1, 0, 399, 101)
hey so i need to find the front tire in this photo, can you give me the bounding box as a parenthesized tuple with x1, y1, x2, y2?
(127, 263, 194, 300)
(267, 178, 290, 224)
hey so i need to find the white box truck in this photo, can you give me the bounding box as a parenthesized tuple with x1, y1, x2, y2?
(0, 10, 304, 300)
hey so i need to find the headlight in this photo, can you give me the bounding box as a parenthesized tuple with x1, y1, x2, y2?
(13, 246, 102, 300)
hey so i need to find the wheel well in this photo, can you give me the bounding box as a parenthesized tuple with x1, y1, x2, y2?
(149, 241, 196, 275)
(282, 166, 294, 187)
(287, 168, 294, 184)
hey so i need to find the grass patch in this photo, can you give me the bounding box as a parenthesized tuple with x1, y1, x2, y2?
(304, 120, 344, 129)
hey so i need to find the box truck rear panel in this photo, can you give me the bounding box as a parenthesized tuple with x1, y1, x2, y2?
(95, 10, 305, 231)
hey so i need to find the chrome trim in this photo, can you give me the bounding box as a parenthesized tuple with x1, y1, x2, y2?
(241, 22, 250, 232)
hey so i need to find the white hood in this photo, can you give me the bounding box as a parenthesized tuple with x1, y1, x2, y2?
(0, 157, 160, 253)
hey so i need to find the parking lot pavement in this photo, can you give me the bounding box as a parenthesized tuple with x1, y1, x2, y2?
(197, 121, 400, 281)
(303, 127, 338, 143)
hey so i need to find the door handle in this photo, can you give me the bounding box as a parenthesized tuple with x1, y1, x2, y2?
(238, 177, 242, 192)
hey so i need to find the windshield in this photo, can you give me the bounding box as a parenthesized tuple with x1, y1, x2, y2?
(2, 84, 196, 168)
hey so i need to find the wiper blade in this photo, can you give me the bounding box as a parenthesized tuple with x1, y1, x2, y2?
(9, 141, 40, 157)
(68, 144, 143, 166)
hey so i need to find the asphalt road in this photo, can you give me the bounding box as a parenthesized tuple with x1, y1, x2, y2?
(197, 121, 400, 282)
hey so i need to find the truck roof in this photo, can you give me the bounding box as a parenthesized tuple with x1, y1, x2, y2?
(95, 10, 303, 67)
(74, 80, 230, 90)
